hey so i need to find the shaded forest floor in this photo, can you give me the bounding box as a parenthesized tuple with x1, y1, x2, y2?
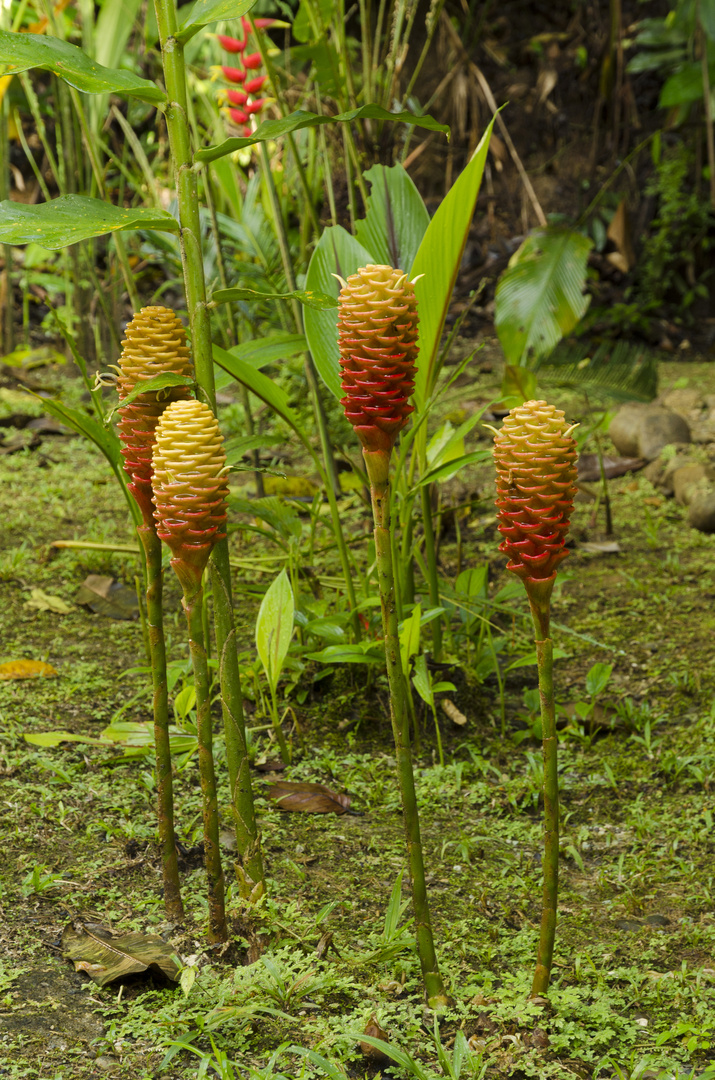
(1, 355, 714, 1080)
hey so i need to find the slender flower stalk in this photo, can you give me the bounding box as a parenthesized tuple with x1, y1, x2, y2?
(117, 305, 193, 923)
(338, 265, 447, 1009)
(152, 0, 265, 900)
(152, 398, 231, 943)
(492, 399, 578, 995)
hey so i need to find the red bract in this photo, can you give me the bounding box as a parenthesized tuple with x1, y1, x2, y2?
(226, 89, 248, 105)
(338, 264, 419, 454)
(244, 16, 276, 29)
(229, 108, 249, 124)
(243, 51, 261, 69)
(217, 33, 246, 52)
(221, 66, 245, 83)
(244, 74, 267, 94)
(493, 400, 578, 585)
(242, 125, 252, 137)
(245, 99, 265, 115)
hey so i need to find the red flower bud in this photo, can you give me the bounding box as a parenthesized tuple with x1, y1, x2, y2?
(226, 89, 248, 105)
(245, 99, 265, 115)
(244, 74, 267, 94)
(242, 126, 252, 137)
(244, 15, 276, 30)
(221, 66, 245, 83)
(493, 400, 578, 586)
(243, 51, 262, 69)
(338, 264, 418, 454)
(229, 108, 249, 124)
(217, 34, 246, 52)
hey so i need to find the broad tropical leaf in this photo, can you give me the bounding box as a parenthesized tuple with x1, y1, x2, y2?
(212, 286, 337, 309)
(303, 227, 374, 400)
(0, 30, 165, 104)
(0, 196, 179, 249)
(255, 569, 294, 692)
(354, 164, 430, 273)
(212, 344, 310, 451)
(495, 226, 593, 368)
(196, 106, 449, 164)
(411, 117, 495, 409)
(177, 0, 257, 42)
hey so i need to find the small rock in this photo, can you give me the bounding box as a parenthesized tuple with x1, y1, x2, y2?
(688, 490, 715, 533)
(615, 918, 643, 932)
(94, 1056, 121, 1073)
(532, 1026, 550, 1048)
(644, 914, 671, 927)
(609, 404, 691, 461)
(672, 464, 715, 506)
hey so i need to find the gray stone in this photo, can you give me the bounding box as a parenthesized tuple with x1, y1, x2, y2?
(672, 464, 715, 506)
(687, 490, 715, 533)
(609, 403, 691, 461)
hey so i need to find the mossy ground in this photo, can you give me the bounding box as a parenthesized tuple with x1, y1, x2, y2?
(1, 356, 714, 1080)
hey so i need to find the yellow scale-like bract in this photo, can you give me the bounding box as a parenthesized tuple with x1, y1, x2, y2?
(493, 400, 578, 584)
(117, 306, 194, 524)
(338, 264, 418, 454)
(152, 399, 229, 562)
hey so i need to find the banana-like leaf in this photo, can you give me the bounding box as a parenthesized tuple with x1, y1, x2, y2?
(537, 339, 659, 402)
(177, 0, 257, 43)
(0, 195, 179, 249)
(354, 164, 430, 273)
(303, 227, 374, 400)
(411, 117, 495, 410)
(213, 332, 307, 392)
(212, 286, 337, 309)
(495, 226, 593, 367)
(196, 106, 449, 164)
(0, 30, 165, 104)
(255, 569, 294, 692)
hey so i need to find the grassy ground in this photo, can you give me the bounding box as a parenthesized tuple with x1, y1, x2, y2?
(1, 356, 715, 1080)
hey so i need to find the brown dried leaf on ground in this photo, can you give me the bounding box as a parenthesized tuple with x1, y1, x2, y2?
(75, 574, 138, 620)
(61, 921, 180, 987)
(265, 780, 350, 815)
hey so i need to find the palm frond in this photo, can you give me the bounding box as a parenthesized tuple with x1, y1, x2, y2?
(536, 339, 658, 402)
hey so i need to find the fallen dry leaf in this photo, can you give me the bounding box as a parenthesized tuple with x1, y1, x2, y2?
(441, 699, 467, 726)
(265, 780, 351, 815)
(76, 574, 138, 620)
(61, 921, 180, 987)
(0, 659, 58, 680)
(360, 1015, 391, 1065)
(24, 588, 73, 615)
(606, 197, 636, 273)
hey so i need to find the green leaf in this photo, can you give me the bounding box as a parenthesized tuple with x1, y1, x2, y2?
(585, 662, 612, 698)
(255, 569, 294, 692)
(24, 731, 111, 747)
(0, 30, 165, 104)
(212, 343, 310, 449)
(411, 117, 495, 410)
(213, 332, 307, 392)
(303, 226, 374, 400)
(399, 604, 422, 673)
(351, 1036, 431, 1080)
(538, 340, 658, 402)
(306, 644, 384, 664)
(177, 0, 257, 43)
(504, 647, 569, 672)
(659, 61, 714, 106)
(0, 196, 179, 249)
(411, 653, 433, 707)
(195, 106, 449, 164)
(495, 226, 592, 368)
(354, 164, 430, 273)
(415, 449, 490, 489)
(702, 0, 715, 40)
(212, 286, 337, 309)
(33, 397, 123, 471)
(107, 372, 195, 421)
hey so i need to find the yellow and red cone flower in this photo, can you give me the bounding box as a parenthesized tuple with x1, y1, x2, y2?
(152, 400, 229, 579)
(493, 400, 578, 587)
(337, 264, 419, 454)
(117, 306, 193, 526)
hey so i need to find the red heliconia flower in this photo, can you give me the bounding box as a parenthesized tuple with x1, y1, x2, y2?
(245, 99, 265, 115)
(337, 264, 419, 455)
(493, 400, 578, 586)
(217, 33, 246, 52)
(242, 125, 252, 137)
(221, 66, 246, 83)
(116, 307, 193, 527)
(229, 108, 249, 124)
(244, 75, 267, 94)
(227, 88, 248, 105)
(243, 51, 262, 69)
(243, 15, 276, 30)
(152, 399, 229, 578)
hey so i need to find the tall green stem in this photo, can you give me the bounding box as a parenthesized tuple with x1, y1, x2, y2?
(526, 582, 558, 995)
(152, 0, 265, 896)
(420, 483, 442, 660)
(363, 449, 447, 1010)
(176, 563, 227, 942)
(137, 524, 184, 921)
